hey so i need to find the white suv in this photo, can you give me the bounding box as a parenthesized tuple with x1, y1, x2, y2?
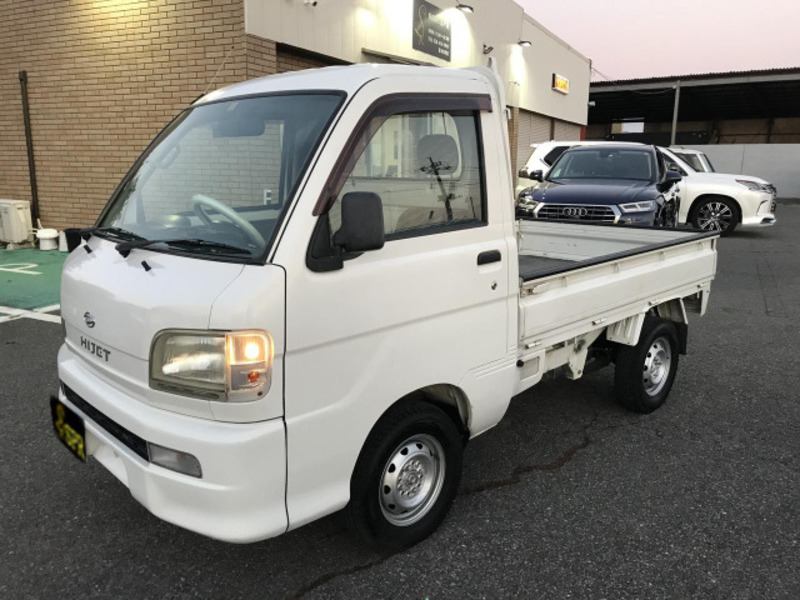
(659, 147, 777, 235)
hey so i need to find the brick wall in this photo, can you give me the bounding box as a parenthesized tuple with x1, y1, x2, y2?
(245, 33, 276, 79)
(0, 0, 248, 230)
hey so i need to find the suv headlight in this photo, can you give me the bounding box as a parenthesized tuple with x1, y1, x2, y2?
(619, 200, 656, 213)
(735, 179, 761, 191)
(150, 329, 273, 402)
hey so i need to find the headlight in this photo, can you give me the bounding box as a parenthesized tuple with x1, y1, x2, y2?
(735, 179, 761, 191)
(150, 329, 273, 402)
(619, 200, 656, 213)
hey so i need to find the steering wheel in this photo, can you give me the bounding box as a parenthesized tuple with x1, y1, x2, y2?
(191, 194, 264, 249)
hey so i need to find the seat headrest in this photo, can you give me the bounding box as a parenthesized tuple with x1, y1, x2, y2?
(417, 134, 459, 173)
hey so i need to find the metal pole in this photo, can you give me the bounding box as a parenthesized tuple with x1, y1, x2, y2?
(670, 79, 681, 146)
(18, 70, 40, 226)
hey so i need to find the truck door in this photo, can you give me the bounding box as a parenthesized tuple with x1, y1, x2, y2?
(280, 91, 512, 527)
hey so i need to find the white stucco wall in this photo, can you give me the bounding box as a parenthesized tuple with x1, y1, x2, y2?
(687, 144, 800, 197)
(244, 0, 590, 125)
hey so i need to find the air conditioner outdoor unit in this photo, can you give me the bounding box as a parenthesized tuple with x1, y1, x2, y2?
(0, 199, 33, 244)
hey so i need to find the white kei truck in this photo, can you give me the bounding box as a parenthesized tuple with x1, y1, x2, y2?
(52, 63, 718, 549)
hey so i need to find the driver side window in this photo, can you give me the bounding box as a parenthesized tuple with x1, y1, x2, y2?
(328, 110, 486, 240)
(663, 155, 687, 176)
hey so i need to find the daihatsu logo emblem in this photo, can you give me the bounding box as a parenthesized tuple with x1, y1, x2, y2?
(84, 312, 96, 328)
(562, 207, 588, 217)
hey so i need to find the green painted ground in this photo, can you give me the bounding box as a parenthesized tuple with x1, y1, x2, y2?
(0, 249, 67, 310)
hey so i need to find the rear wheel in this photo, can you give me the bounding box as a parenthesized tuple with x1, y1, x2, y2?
(345, 400, 464, 550)
(690, 196, 738, 236)
(614, 317, 680, 413)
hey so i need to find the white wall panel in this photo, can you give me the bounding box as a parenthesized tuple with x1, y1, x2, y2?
(687, 144, 800, 197)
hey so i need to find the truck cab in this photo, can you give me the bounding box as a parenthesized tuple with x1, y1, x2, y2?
(54, 64, 718, 549)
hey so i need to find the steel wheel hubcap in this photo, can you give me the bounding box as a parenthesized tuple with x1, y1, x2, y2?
(697, 202, 733, 231)
(379, 434, 445, 527)
(643, 336, 672, 396)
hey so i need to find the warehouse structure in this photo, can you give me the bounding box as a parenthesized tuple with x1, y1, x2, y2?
(587, 68, 800, 195)
(0, 0, 590, 231)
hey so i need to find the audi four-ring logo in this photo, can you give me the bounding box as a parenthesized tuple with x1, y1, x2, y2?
(562, 207, 588, 217)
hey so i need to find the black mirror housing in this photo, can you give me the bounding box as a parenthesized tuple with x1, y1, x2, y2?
(659, 170, 682, 191)
(334, 192, 385, 253)
(64, 228, 83, 252)
(531, 170, 544, 182)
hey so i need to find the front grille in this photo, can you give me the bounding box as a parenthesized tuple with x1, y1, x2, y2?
(62, 383, 149, 460)
(536, 203, 618, 223)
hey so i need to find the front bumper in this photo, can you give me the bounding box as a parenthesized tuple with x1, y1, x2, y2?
(740, 193, 777, 228)
(57, 345, 287, 543)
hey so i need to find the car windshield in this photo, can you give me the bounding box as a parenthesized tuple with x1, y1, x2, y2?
(547, 148, 655, 182)
(98, 93, 344, 260)
(674, 151, 715, 173)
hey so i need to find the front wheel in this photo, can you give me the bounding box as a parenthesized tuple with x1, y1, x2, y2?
(345, 400, 463, 550)
(690, 196, 738, 236)
(614, 317, 680, 413)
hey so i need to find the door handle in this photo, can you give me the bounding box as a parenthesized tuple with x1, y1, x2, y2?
(477, 250, 502, 265)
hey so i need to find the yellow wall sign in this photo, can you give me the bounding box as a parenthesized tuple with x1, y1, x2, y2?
(552, 73, 570, 94)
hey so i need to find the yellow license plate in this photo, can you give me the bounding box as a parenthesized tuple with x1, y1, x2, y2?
(50, 396, 87, 462)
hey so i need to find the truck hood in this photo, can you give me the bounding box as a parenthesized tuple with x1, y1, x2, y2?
(531, 180, 655, 205)
(61, 237, 244, 360)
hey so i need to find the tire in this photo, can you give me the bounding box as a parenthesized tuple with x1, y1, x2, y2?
(614, 317, 680, 414)
(345, 400, 464, 550)
(690, 196, 738, 236)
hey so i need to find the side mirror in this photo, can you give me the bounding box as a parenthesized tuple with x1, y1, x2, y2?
(531, 170, 544, 182)
(518, 167, 530, 179)
(334, 192, 385, 253)
(64, 228, 83, 252)
(659, 170, 682, 191)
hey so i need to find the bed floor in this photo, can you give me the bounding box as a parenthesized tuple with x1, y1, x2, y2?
(518, 254, 577, 281)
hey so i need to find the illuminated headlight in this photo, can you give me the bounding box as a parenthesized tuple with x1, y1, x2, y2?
(619, 200, 656, 213)
(735, 179, 761, 191)
(150, 329, 273, 402)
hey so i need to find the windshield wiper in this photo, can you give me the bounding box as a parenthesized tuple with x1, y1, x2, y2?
(115, 238, 253, 258)
(81, 226, 147, 242)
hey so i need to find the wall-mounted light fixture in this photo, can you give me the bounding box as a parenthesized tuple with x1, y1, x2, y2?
(456, 3, 474, 13)
(482, 44, 494, 55)
(518, 40, 532, 47)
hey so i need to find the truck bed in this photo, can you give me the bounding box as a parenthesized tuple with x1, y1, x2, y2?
(515, 220, 718, 391)
(517, 220, 716, 282)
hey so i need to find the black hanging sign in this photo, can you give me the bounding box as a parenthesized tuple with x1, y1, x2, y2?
(412, 0, 451, 62)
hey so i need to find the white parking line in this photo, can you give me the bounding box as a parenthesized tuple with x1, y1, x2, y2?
(0, 263, 42, 275)
(0, 305, 61, 324)
(34, 304, 61, 314)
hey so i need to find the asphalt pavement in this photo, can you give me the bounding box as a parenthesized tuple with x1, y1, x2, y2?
(1, 204, 798, 599)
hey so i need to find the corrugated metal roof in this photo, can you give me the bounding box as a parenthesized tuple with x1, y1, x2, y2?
(592, 66, 800, 87)
(588, 67, 800, 124)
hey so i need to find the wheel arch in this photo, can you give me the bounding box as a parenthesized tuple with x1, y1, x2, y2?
(383, 384, 472, 439)
(688, 193, 742, 224)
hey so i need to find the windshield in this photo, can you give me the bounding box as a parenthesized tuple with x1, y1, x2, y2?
(674, 151, 715, 173)
(98, 93, 344, 261)
(547, 148, 656, 182)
